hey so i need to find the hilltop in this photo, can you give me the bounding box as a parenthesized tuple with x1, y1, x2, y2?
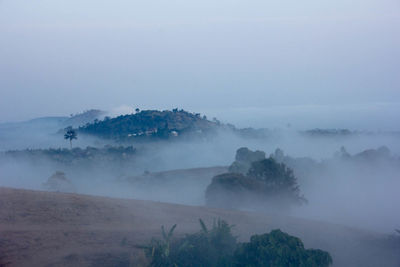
(78, 109, 224, 140)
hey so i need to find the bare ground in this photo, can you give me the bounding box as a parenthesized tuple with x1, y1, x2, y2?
(0, 187, 398, 267)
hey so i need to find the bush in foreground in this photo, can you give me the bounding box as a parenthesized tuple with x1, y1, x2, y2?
(234, 229, 332, 267)
(143, 220, 332, 267)
(144, 219, 236, 267)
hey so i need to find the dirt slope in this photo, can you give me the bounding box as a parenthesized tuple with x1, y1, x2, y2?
(0, 187, 398, 267)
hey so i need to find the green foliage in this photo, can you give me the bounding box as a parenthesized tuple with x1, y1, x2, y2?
(78, 109, 219, 140)
(235, 147, 266, 163)
(144, 224, 178, 267)
(234, 229, 332, 267)
(207, 155, 306, 210)
(172, 219, 237, 267)
(144, 222, 332, 267)
(247, 158, 300, 196)
(205, 173, 260, 209)
(228, 147, 266, 174)
(144, 219, 237, 267)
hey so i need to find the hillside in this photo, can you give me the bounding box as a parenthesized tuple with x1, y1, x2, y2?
(78, 109, 223, 140)
(62, 109, 106, 128)
(0, 110, 105, 133)
(0, 117, 68, 132)
(0, 187, 398, 267)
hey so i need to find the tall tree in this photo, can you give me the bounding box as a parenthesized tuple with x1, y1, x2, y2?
(64, 129, 77, 149)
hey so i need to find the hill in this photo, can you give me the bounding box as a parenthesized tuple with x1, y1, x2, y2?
(78, 109, 223, 140)
(0, 187, 398, 267)
(0, 110, 105, 133)
(0, 117, 68, 132)
(62, 109, 106, 128)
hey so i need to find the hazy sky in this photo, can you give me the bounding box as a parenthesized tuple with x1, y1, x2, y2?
(0, 0, 399, 128)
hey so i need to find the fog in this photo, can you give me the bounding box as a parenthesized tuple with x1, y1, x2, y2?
(0, 113, 399, 267)
(1, 1, 400, 265)
(288, 149, 400, 233)
(203, 103, 400, 131)
(1, 121, 399, 235)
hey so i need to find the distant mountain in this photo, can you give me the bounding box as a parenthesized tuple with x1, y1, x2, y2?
(0, 117, 69, 133)
(62, 109, 106, 128)
(78, 109, 223, 140)
(302, 128, 353, 136)
(0, 110, 108, 151)
(0, 110, 106, 132)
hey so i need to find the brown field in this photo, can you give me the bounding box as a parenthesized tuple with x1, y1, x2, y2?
(0, 187, 398, 267)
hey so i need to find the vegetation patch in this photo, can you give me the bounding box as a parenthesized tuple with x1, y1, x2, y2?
(206, 148, 306, 211)
(142, 219, 332, 267)
(4, 145, 137, 165)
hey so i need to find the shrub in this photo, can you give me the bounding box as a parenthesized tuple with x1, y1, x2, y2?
(143, 221, 333, 267)
(234, 229, 332, 267)
(172, 219, 237, 267)
(144, 219, 236, 267)
(143, 224, 178, 267)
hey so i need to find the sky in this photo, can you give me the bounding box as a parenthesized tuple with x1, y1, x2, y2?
(0, 0, 399, 129)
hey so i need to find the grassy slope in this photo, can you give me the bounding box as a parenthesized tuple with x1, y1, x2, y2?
(0, 187, 398, 267)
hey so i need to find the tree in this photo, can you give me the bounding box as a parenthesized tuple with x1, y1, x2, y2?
(206, 156, 306, 211)
(64, 128, 77, 149)
(229, 147, 266, 174)
(234, 229, 332, 267)
(247, 158, 300, 194)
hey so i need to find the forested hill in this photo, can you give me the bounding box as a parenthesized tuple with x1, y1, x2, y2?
(78, 109, 223, 140)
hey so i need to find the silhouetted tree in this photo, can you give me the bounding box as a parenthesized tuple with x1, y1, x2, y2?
(229, 147, 266, 174)
(64, 128, 77, 149)
(207, 155, 306, 211)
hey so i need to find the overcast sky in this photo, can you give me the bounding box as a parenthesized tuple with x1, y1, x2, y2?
(0, 0, 399, 129)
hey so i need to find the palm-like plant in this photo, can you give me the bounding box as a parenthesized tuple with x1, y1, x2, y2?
(160, 224, 177, 258)
(142, 219, 237, 267)
(142, 224, 178, 267)
(64, 129, 77, 149)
